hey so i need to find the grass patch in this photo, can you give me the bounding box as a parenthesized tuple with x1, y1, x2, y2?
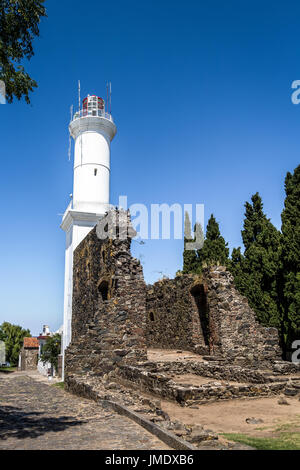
(222, 432, 300, 450)
(53, 382, 64, 389)
(274, 419, 300, 433)
(0, 366, 16, 374)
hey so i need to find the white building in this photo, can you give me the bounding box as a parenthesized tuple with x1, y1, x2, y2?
(61, 94, 117, 377)
(37, 324, 54, 376)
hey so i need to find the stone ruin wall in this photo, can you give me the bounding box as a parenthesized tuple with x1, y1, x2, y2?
(146, 267, 282, 365)
(65, 210, 282, 380)
(146, 276, 209, 355)
(204, 267, 281, 364)
(64, 210, 147, 378)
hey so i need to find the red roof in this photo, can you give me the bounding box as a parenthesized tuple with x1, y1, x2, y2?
(23, 337, 39, 348)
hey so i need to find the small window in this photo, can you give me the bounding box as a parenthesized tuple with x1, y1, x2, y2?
(94, 168, 97, 176)
(149, 312, 155, 322)
(98, 280, 109, 301)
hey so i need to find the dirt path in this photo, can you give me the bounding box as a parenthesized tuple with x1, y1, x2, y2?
(161, 395, 300, 437)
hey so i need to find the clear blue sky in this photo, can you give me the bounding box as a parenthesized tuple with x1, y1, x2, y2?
(1, 0, 299, 335)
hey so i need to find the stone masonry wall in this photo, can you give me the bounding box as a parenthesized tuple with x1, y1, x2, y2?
(118, 364, 287, 405)
(65, 210, 281, 377)
(146, 276, 209, 355)
(146, 267, 281, 365)
(64, 210, 147, 377)
(204, 266, 281, 363)
(19, 348, 38, 371)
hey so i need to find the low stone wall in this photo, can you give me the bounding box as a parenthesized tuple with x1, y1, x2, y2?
(65, 374, 101, 402)
(118, 364, 290, 405)
(271, 360, 300, 375)
(140, 361, 281, 384)
(140, 360, 300, 383)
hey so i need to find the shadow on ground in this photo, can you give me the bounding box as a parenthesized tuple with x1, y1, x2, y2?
(0, 405, 85, 440)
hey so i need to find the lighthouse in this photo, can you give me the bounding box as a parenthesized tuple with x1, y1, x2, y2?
(61, 94, 117, 368)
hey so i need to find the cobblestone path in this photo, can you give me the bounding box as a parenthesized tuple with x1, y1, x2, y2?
(0, 372, 170, 450)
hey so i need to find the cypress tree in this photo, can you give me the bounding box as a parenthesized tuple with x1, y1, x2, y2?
(230, 247, 246, 289)
(281, 165, 300, 352)
(230, 193, 282, 330)
(194, 221, 205, 252)
(198, 214, 229, 266)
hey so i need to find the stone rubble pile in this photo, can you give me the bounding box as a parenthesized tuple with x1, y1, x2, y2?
(65, 372, 221, 448)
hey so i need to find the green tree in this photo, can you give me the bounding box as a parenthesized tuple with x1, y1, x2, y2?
(280, 165, 300, 353)
(40, 333, 61, 371)
(0, 0, 47, 103)
(0, 322, 31, 365)
(230, 246, 246, 286)
(230, 193, 282, 331)
(198, 214, 229, 266)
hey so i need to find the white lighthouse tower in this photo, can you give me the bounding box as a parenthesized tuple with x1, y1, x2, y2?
(61, 93, 117, 368)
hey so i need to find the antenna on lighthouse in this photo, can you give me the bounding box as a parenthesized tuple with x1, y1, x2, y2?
(78, 80, 81, 113)
(106, 81, 112, 115)
(78, 80, 83, 165)
(109, 81, 112, 114)
(68, 105, 73, 161)
(106, 82, 109, 114)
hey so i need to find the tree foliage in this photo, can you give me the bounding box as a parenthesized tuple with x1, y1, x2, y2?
(182, 212, 228, 273)
(280, 165, 300, 350)
(229, 193, 282, 329)
(0, 321, 31, 365)
(198, 214, 229, 267)
(40, 333, 61, 370)
(181, 167, 300, 359)
(0, 0, 47, 103)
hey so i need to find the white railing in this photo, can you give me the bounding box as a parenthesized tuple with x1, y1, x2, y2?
(72, 109, 114, 123)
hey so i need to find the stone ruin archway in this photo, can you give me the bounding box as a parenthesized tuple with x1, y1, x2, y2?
(190, 284, 210, 348)
(98, 280, 109, 301)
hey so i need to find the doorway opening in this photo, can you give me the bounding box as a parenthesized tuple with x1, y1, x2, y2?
(98, 280, 109, 301)
(190, 284, 210, 346)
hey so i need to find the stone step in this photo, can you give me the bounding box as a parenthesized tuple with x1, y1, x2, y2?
(118, 365, 289, 405)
